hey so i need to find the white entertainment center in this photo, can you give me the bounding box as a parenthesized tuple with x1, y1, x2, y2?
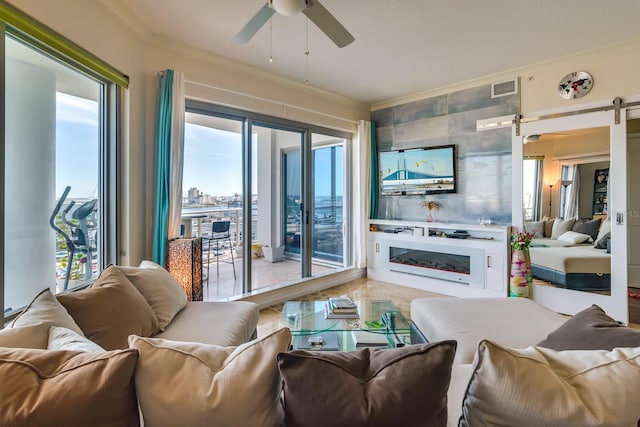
(367, 220, 511, 298)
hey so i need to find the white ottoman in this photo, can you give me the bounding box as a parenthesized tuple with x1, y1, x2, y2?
(411, 297, 567, 364)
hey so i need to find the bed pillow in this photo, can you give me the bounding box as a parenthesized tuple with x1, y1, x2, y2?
(277, 341, 456, 427)
(57, 266, 159, 350)
(557, 231, 593, 245)
(594, 217, 611, 247)
(0, 347, 140, 427)
(537, 304, 640, 351)
(542, 216, 556, 237)
(114, 260, 187, 331)
(9, 288, 84, 336)
(550, 217, 575, 239)
(459, 340, 640, 427)
(524, 221, 544, 238)
(595, 231, 611, 250)
(572, 218, 601, 241)
(129, 328, 291, 427)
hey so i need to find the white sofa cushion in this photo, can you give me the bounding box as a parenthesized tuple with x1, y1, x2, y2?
(129, 328, 291, 427)
(153, 300, 259, 346)
(447, 364, 473, 427)
(410, 297, 567, 364)
(459, 340, 640, 427)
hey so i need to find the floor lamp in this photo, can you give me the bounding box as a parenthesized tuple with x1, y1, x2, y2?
(547, 184, 554, 217)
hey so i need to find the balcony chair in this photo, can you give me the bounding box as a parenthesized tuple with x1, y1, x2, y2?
(204, 220, 236, 282)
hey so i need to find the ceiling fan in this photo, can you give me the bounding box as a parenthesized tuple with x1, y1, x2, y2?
(233, 0, 355, 48)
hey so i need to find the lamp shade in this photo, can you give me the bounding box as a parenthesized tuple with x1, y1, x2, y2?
(166, 237, 203, 302)
(271, 0, 306, 16)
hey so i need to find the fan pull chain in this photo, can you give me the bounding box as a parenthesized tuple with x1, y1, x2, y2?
(304, 18, 310, 84)
(269, 17, 274, 63)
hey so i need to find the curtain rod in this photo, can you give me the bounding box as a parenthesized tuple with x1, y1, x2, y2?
(184, 79, 360, 125)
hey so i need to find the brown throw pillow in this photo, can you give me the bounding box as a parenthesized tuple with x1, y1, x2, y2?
(277, 340, 456, 427)
(0, 347, 140, 427)
(537, 304, 640, 351)
(58, 266, 159, 350)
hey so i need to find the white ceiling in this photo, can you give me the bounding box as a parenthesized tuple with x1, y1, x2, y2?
(112, 0, 640, 104)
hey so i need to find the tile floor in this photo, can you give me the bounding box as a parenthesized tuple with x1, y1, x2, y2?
(202, 256, 336, 301)
(257, 278, 640, 337)
(257, 277, 448, 338)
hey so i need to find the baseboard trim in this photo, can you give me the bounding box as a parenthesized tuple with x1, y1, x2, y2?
(238, 268, 366, 309)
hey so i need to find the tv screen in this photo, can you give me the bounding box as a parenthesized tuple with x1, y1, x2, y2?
(379, 145, 456, 195)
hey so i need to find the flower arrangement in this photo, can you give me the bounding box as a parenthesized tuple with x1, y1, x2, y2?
(511, 230, 535, 250)
(420, 200, 441, 222)
(420, 200, 441, 211)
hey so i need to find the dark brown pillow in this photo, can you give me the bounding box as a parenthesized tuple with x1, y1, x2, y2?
(572, 218, 601, 241)
(277, 340, 456, 427)
(537, 304, 640, 351)
(57, 266, 159, 350)
(595, 231, 611, 250)
(0, 347, 140, 427)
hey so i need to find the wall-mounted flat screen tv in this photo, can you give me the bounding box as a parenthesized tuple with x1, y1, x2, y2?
(379, 145, 456, 195)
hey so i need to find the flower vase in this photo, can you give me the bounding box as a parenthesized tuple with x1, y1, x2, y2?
(509, 248, 531, 298)
(426, 210, 434, 222)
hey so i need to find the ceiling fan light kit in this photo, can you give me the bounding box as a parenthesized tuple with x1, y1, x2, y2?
(270, 0, 307, 16)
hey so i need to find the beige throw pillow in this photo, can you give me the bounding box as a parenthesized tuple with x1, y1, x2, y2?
(57, 266, 159, 350)
(9, 288, 84, 336)
(114, 260, 187, 331)
(0, 323, 50, 349)
(460, 340, 640, 427)
(129, 328, 291, 427)
(47, 326, 105, 353)
(0, 347, 140, 427)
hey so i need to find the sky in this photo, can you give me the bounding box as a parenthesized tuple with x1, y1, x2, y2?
(56, 92, 99, 199)
(184, 122, 343, 199)
(54, 97, 343, 201)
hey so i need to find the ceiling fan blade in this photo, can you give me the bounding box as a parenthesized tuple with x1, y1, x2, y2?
(302, 0, 354, 48)
(233, 3, 276, 44)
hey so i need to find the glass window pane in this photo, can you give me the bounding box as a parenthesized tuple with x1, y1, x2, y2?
(183, 113, 243, 300)
(4, 35, 102, 315)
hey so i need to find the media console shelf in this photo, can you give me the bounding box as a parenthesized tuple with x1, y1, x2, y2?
(368, 220, 511, 298)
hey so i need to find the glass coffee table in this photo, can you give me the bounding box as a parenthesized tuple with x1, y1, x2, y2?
(281, 300, 411, 351)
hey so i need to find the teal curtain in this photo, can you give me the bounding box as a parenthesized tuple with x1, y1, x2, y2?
(369, 121, 379, 219)
(152, 69, 174, 265)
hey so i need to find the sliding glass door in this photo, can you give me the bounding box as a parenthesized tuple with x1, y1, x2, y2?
(184, 100, 351, 300)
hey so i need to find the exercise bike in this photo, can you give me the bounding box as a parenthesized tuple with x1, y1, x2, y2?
(49, 186, 97, 291)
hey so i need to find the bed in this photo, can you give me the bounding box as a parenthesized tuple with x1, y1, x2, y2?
(529, 238, 611, 291)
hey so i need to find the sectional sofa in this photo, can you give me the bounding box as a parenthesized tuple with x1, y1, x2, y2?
(3, 261, 640, 426)
(411, 297, 640, 426)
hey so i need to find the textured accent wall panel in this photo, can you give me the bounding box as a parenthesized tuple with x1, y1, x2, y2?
(373, 82, 519, 225)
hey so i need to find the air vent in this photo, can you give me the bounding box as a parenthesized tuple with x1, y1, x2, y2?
(491, 79, 518, 98)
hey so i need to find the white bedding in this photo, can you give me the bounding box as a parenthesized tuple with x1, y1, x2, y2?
(529, 244, 610, 274)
